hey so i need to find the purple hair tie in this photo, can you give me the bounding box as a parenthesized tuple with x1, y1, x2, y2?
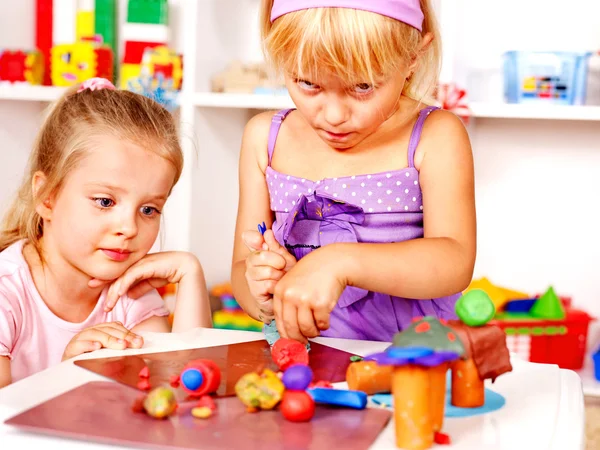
(270, 0, 424, 31)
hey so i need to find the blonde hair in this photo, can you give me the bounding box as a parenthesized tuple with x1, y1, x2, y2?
(0, 84, 183, 254)
(260, 0, 441, 102)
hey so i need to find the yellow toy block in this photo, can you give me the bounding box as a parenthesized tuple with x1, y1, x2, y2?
(24, 51, 44, 85)
(464, 277, 529, 310)
(51, 43, 113, 86)
(119, 63, 142, 89)
(76, 10, 95, 42)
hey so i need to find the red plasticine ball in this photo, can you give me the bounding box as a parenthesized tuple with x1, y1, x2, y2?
(271, 338, 309, 371)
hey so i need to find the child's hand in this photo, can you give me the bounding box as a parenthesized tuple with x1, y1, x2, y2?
(62, 321, 143, 361)
(243, 229, 296, 323)
(273, 246, 346, 344)
(101, 252, 203, 312)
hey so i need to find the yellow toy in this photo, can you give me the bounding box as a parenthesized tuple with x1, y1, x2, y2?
(51, 42, 113, 87)
(464, 277, 529, 310)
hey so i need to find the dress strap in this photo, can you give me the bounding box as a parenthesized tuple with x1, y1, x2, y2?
(407, 105, 440, 168)
(267, 108, 295, 166)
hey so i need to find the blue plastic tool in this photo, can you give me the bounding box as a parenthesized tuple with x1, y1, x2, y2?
(307, 387, 367, 410)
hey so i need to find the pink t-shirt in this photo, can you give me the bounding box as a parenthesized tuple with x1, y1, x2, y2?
(0, 240, 170, 382)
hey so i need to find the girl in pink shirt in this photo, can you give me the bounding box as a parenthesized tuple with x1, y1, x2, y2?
(0, 78, 212, 388)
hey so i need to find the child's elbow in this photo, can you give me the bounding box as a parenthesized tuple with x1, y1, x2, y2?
(455, 251, 476, 293)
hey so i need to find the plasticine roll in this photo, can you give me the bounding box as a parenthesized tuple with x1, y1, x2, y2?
(392, 365, 433, 450)
(428, 362, 449, 432)
(451, 358, 485, 408)
(346, 361, 392, 395)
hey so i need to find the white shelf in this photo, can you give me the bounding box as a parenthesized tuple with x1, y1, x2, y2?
(193, 92, 294, 110)
(469, 102, 600, 121)
(4, 88, 600, 122)
(0, 85, 67, 102)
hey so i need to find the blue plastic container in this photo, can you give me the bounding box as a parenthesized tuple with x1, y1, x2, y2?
(503, 51, 592, 105)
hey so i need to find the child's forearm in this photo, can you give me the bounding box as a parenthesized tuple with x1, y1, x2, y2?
(171, 262, 213, 332)
(334, 238, 475, 299)
(231, 260, 263, 321)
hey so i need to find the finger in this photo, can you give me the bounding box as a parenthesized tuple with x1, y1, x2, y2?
(313, 307, 331, 331)
(263, 230, 296, 269)
(98, 322, 144, 348)
(127, 279, 164, 299)
(247, 250, 287, 271)
(242, 230, 266, 252)
(258, 298, 275, 316)
(282, 302, 306, 344)
(247, 265, 285, 282)
(83, 326, 140, 349)
(105, 266, 155, 310)
(64, 340, 102, 360)
(298, 306, 319, 338)
(273, 294, 284, 336)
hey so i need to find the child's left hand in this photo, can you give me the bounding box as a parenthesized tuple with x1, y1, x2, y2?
(94, 252, 203, 312)
(272, 245, 347, 344)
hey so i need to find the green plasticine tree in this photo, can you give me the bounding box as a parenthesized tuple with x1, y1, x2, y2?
(530, 286, 565, 320)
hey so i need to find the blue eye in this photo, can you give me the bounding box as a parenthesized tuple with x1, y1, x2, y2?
(94, 198, 114, 208)
(141, 206, 160, 216)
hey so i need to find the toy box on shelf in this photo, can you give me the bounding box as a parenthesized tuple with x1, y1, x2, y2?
(211, 61, 288, 95)
(466, 277, 594, 370)
(503, 51, 593, 105)
(210, 283, 263, 332)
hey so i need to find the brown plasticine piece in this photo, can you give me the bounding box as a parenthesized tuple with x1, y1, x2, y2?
(447, 321, 512, 382)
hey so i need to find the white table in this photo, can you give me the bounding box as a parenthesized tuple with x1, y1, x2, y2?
(0, 328, 586, 450)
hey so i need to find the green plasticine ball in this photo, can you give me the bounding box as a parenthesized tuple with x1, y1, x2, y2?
(456, 289, 496, 327)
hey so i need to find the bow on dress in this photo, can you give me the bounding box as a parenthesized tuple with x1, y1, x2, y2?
(280, 191, 369, 308)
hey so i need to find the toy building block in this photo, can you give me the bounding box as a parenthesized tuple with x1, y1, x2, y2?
(36, 0, 53, 85)
(127, 0, 168, 24)
(0, 51, 44, 85)
(76, 0, 95, 42)
(51, 43, 113, 86)
(530, 286, 566, 320)
(94, 0, 117, 49)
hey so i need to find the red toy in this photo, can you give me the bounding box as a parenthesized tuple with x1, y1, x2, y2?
(170, 359, 221, 397)
(271, 338, 309, 371)
(280, 391, 315, 422)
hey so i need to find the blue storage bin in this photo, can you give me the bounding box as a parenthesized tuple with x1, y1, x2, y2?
(503, 51, 592, 105)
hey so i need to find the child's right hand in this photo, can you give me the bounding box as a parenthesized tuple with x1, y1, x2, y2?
(243, 229, 296, 323)
(62, 321, 143, 361)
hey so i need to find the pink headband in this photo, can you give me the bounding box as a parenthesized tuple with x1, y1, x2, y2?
(77, 77, 116, 93)
(270, 0, 424, 31)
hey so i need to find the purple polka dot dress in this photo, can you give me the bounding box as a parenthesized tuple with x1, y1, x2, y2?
(265, 107, 459, 342)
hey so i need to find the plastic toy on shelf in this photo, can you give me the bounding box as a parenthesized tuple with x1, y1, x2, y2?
(120, 0, 170, 89)
(468, 277, 595, 370)
(211, 61, 288, 95)
(0, 50, 44, 84)
(50, 42, 113, 86)
(503, 51, 593, 105)
(210, 283, 263, 332)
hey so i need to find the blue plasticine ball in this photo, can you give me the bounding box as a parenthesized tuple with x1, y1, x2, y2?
(181, 368, 204, 391)
(282, 364, 313, 391)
